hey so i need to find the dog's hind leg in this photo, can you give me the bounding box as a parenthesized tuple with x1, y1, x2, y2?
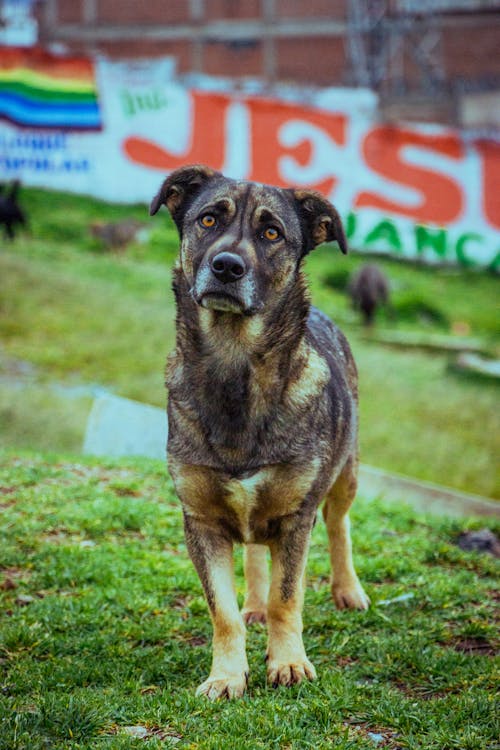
(242, 544, 269, 625)
(322, 457, 370, 610)
(183, 515, 249, 699)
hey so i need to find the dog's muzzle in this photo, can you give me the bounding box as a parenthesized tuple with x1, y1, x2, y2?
(192, 250, 256, 315)
(210, 252, 246, 284)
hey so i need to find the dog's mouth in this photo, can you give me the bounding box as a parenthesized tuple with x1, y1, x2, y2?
(198, 292, 245, 314)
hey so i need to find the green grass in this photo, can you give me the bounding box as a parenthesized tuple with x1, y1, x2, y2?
(0, 187, 499, 497)
(0, 385, 91, 455)
(0, 451, 498, 749)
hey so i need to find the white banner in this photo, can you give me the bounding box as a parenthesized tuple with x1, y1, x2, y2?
(1, 52, 498, 269)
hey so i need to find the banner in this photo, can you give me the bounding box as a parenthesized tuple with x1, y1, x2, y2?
(0, 47, 101, 129)
(0, 50, 498, 269)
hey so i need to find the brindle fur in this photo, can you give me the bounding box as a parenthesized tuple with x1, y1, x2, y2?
(150, 165, 369, 700)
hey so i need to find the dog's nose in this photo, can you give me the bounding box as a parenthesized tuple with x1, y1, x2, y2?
(210, 252, 246, 284)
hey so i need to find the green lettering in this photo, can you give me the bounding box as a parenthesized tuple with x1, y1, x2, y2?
(121, 90, 136, 117)
(153, 90, 168, 110)
(142, 93, 155, 111)
(455, 233, 482, 267)
(364, 220, 402, 252)
(121, 88, 169, 116)
(487, 250, 500, 272)
(346, 212, 357, 240)
(415, 225, 447, 259)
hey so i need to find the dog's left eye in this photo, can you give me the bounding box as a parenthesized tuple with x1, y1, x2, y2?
(200, 214, 217, 228)
(263, 227, 280, 241)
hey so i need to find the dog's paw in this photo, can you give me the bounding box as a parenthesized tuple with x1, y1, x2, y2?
(242, 608, 267, 626)
(332, 579, 370, 610)
(267, 658, 317, 688)
(195, 672, 248, 700)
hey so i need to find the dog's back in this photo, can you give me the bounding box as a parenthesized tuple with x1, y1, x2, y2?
(307, 306, 358, 399)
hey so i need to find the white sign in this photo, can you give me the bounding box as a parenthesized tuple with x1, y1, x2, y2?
(1, 54, 498, 268)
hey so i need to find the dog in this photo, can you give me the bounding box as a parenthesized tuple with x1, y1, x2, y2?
(348, 263, 390, 326)
(150, 165, 369, 700)
(89, 219, 144, 250)
(0, 180, 27, 241)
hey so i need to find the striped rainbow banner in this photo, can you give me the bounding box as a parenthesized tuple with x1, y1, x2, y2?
(0, 48, 101, 130)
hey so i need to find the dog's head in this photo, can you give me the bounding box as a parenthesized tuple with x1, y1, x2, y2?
(150, 164, 347, 316)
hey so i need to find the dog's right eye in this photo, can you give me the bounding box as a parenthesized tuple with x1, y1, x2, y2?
(263, 227, 280, 242)
(200, 214, 217, 228)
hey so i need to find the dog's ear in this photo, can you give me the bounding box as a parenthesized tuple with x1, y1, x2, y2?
(149, 164, 220, 229)
(292, 189, 348, 256)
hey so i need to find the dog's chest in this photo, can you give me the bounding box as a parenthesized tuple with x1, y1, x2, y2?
(228, 459, 322, 542)
(223, 471, 267, 543)
(172, 459, 321, 544)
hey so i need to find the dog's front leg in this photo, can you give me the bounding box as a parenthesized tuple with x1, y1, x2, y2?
(242, 544, 269, 625)
(266, 515, 317, 687)
(183, 514, 248, 700)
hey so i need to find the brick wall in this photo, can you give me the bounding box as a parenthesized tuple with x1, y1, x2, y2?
(275, 36, 347, 86)
(38, 0, 500, 103)
(442, 22, 500, 82)
(96, 1, 189, 25)
(205, 0, 261, 20)
(204, 40, 264, 78)
(57, 0, 84, 24)
(97, 40, 194, 71)
(275, 0, 346, 19)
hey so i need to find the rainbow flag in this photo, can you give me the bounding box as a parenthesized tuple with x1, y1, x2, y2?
(0, 48, 101, 130)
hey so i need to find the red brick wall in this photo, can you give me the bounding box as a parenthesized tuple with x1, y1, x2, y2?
(442, 23, 500, 81)
(96, 1, 190, 25)
(275, 0, 346, 18)
(95, 39, 193, 69)
(204, 40, 264, 77)
(204, 0, 261, 20)
(57, 0, 84, 23)
(275, 36, 348, 86)
(39, 1, 499, 98)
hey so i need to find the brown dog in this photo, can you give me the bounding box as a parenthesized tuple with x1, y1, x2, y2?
(348, 263, 390, 326)
(90, 219, 144, 249)
(150, 165, 369, 699)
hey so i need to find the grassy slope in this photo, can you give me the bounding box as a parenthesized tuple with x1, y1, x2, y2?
(308, 249, 500, 496)
(0, 187, 499, 496)
(0, 452, 498, 750)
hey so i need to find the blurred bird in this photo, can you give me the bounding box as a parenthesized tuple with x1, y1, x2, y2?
(348, 264, 390, 326)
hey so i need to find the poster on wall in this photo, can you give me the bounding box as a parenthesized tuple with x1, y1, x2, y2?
(0, 49, 498, 269)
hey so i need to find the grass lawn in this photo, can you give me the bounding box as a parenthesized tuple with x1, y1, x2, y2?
(0, 187, 499, 498)
(0, 451, 499, 749)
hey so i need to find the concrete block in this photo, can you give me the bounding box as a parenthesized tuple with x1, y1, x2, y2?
(358, 464, 499, 518)
(83, 393, 167, 459)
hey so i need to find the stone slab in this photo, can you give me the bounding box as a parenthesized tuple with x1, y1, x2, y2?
(358, 465, 499, 518)
(82, 393, 167, 460)
(450, 353, 500, 381)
